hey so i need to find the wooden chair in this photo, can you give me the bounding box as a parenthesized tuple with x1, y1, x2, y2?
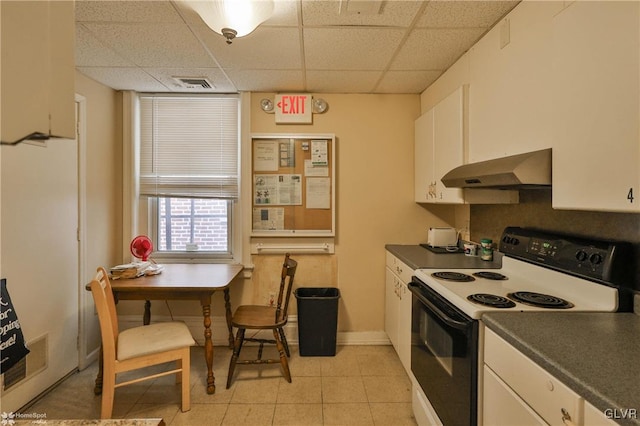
(226, 253, 298, 388)
(89, 267, 195, 419)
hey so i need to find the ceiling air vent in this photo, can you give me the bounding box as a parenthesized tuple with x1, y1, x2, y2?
(172, 77, 214, 89)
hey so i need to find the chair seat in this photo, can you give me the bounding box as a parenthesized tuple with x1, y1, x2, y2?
(117, 322, 195, 361)
(232, 305, 286, 329)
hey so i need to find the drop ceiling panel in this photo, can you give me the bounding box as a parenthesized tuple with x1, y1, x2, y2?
(200, 27, 302, 70)
(75, 0, 181, 23)
(376, 70, 442, 94)
(306, 70, 382, 93)
(82, 22, 216, 68)
(73, 0, 523, 94)
(75, 24, 132, 67)
(301, 0, 423, 27)
(77, 67, 169, 92)
(391, 28, 486, 71)
(263, 0, 300, 26)
(304, 27, 405, 70)
(418, 1, 519, 28)
(229, 70, 305, 92)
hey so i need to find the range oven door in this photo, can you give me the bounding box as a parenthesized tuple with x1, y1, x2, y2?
(409, 277, 478, 426)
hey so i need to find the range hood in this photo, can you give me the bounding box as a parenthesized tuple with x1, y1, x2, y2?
(441, 148, 551, 189)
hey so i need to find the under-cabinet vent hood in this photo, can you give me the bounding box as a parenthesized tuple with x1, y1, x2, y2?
(441, 148, 552, 189)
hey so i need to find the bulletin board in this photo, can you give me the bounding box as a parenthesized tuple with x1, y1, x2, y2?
(251, 134, 335, 237)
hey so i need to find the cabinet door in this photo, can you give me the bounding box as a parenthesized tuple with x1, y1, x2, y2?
(415, 109, 435, 202)
(48, 0, 76, 139)
(584, 402, 618, 426)
(1, 1, 50, 142)
(552, 1, 640, 212)
(0, 0, 75, 143)
(433, 87, 465, 204)
(483, 366, 547, 426)
(384, 267, 399, 349)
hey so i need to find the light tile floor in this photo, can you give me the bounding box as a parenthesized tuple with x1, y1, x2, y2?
(23, 345, 417, 425)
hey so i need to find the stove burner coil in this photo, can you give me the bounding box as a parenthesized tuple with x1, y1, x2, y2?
(431, 272, 475, 282)
(467, 294, 516, 308)
(507, 291, 574, 309)
(472, 272, 508, 280)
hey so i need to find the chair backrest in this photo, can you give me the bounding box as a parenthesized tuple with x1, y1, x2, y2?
(275, 253, 297, 323)
(89, 267, 119, 361)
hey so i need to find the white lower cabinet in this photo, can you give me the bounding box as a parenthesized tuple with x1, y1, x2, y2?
(484, 329, 583, 426)
(384, 251, 412, 375)
(583, 401, 618, 426)
(483, 366, 548, 426)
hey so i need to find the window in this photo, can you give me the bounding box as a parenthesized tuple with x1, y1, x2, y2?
(138, 95, 239, 259)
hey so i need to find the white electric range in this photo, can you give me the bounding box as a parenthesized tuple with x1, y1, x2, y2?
(409, 227, 635, 426)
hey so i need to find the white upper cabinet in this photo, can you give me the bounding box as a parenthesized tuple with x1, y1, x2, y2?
(415, 109, 435, 202)
(551, 1, 640, 212)
(415, 87, 465, 204)
(415, 86, 517, 204)
(467, 2, 562, 163)
(1, 0, 75, 144)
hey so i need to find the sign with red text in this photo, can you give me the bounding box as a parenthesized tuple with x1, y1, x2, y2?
(275, 94, 312, 124)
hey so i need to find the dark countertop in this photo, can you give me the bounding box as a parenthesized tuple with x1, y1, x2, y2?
(483, 312, 640, 426)
(385, 244, 502, 270)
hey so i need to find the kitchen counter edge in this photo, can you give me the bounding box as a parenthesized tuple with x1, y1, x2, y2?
(483, 312, 640, 426)
(385, 244, 501, 270)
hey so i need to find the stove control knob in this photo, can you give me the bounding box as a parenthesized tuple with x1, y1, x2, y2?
(575, 250, 588, 262)
(589, 253, 603, 265)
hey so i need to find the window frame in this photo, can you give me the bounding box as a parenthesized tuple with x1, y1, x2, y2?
(135, 93, 242, 263)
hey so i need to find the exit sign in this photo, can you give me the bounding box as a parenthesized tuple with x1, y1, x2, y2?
(275, 94, 312, 124)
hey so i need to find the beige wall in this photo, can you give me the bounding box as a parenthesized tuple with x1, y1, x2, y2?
(106, 91, 456, 336)
(250, 93, 455, 332)
(75, 71, 122, 354)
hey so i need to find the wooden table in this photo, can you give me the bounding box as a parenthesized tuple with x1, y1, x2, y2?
(92, 263, 243, 395)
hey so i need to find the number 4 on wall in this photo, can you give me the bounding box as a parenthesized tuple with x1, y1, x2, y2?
(628, 188, 634, 203)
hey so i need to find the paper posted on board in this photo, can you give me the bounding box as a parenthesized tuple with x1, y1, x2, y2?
(306, 177, 331, 209)
(252, 207, 285, 230)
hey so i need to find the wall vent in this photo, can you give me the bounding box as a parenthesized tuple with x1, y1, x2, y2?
(172, 77, 214, 89)
(3, 334, 48, 391)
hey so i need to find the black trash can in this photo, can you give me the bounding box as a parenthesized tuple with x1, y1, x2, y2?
(294, 287, 340, 356)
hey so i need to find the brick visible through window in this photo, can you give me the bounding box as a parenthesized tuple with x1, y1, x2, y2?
(158, 198, 229, 252)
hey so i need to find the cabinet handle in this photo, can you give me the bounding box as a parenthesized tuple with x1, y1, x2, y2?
(561, 408, 576, 426)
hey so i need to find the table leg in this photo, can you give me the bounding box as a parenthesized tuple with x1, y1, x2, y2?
(143, 300, 151, 325)
(202, 302, 215, 394)
(224, 288, 234, 349)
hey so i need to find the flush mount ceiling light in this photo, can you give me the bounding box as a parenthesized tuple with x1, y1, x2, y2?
(260, 98, 274, 113)
(312, 98, 329, 114)
(183, 0, 274, 44)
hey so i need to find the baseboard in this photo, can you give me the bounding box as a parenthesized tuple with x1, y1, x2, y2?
(118, 315, 391, 347)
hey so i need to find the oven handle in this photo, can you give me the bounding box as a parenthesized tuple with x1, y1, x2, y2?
(408, 283, 473, 331)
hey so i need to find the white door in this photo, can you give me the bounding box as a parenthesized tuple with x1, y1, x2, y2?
(0, 136, 79, 411)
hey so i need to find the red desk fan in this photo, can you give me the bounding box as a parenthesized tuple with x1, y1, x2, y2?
(130, 235, 153, 262)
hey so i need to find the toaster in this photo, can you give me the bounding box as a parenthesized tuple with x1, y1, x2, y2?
(427, 227, 458, 247)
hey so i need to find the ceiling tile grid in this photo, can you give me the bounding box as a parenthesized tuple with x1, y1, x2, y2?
(74, 0, 520, 94)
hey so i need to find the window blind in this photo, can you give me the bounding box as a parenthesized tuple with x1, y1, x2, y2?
(139, 95, 239, 199)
